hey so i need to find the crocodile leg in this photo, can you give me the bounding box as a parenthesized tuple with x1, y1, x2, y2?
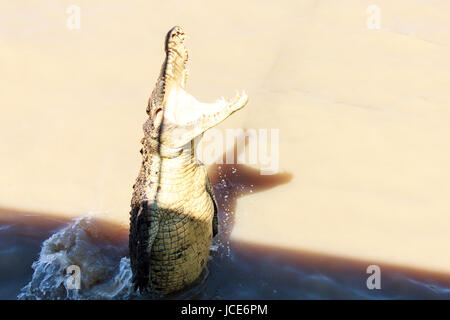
(129, 200, 161, 293)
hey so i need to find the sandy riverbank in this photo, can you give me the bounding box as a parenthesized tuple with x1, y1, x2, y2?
(1, 0, 450, 275)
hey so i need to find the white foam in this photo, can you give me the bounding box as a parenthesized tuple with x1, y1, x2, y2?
(18, 216, 134, 300)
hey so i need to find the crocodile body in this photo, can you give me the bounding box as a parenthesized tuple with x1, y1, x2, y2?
(129, 26, 248, 294)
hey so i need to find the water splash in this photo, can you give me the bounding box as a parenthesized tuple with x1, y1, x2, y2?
(18, 216, 134, 300)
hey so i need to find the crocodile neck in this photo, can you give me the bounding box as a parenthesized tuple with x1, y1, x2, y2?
(134, 137, 201, 208)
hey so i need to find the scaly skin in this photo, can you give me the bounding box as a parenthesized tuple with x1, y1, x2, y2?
(129, 26, 248, 294)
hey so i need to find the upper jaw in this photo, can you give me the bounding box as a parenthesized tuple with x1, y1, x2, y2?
(165, 26, 185, 50)
(164, 26, 189, 90)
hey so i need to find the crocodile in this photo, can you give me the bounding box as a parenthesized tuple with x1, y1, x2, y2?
(129, 26, 248, 294)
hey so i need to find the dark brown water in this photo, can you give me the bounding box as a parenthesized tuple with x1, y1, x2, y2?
(1, 210, 450, 299)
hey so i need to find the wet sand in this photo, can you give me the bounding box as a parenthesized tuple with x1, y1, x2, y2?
(1, 0, 450, 283)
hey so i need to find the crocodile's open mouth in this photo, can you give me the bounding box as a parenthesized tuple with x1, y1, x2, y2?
(157, 26, 248, 148)
(162, 27, 247, 127)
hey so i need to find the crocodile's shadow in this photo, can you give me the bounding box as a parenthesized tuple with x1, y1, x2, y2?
(207, 149, 293, 242)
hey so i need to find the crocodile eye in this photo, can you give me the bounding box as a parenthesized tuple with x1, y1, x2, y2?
(154, 108, 163, 124)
